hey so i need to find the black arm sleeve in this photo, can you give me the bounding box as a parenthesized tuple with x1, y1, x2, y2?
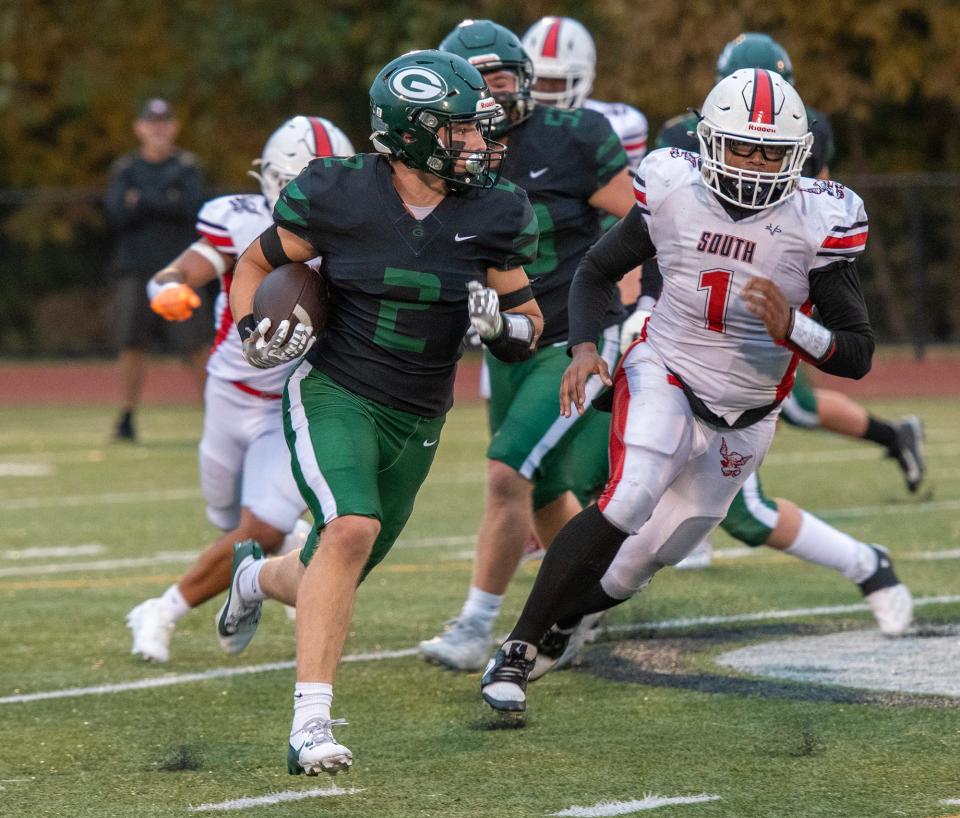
(567, 207, 657, 350)
(640, 256, 663, 300)
(806, 259, 874, 378)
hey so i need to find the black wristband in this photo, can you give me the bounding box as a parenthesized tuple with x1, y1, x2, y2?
(259, 223, 294, 269)
(237, 313, 257, 341)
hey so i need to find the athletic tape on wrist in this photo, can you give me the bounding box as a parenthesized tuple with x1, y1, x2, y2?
(788, 309, 833, 360)
(189, 240, 229, 275)
(502, 312, 534, 344)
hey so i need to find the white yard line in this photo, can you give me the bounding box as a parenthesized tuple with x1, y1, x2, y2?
(189, 787, 362, 812)
(0, 551, 197, 578)
(0, 463, 53, 477)
(0, 487, 201, 511)
(603, 595, 960, 635)
(3, 597, 959, 707)
(2, 544, 105, 560)
(551, 795, 721, 816)
(941, 798, 960, 805)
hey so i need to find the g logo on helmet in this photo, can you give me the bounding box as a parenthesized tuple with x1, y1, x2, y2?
(389, 68, 448, 102)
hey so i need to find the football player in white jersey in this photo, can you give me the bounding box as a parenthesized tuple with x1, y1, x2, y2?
(522, 15, 648, 172)
(481, 69, 908, 715)
(126, 116, 354, 663)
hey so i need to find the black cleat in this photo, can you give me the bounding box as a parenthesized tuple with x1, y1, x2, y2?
(480, 641, 535, 714)
(114, 410, 136, 442)
(888, 415, 925, 493)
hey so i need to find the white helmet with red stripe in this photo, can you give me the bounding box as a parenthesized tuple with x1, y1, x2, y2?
(696, 69, 813, 210)
(521, 16, 595, 109)
(251, 116, 355, 209)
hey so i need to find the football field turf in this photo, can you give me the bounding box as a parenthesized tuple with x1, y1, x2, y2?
(0, 399, 958, 818)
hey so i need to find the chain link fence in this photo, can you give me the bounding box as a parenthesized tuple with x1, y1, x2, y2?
(1, 175, 958, 357)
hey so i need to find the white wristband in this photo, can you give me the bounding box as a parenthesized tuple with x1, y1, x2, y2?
(502, 312, 534, 344)
(788, 309, 833, 360)
(146, 277, 180, 301)
(189, 240, 230, 275)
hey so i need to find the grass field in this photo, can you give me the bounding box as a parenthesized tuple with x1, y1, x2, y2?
(1, 398, 958, 818)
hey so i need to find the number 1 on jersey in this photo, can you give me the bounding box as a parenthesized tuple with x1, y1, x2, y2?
(698, 269, 733, 333)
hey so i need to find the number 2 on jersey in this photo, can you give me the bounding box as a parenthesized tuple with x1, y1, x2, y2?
(698, 269, 733, 333)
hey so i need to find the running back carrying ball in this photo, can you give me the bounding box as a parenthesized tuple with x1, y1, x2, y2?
(253, 262, 328, 341)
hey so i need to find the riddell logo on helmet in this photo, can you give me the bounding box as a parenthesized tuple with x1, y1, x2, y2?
(747, 122, 777, 133)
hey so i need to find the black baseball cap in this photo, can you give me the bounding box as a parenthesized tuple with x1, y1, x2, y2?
(138, 98, 174, 121)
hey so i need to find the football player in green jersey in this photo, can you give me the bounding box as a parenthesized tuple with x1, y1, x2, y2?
(214, 50, 542, 776)
(418, 19, 637, 672)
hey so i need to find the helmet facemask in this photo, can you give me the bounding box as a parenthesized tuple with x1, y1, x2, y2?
(475, 64, 534, 138)
(372, 100, 506, 192)
(529, 65, 594, 109)
(697, 121, 813, 210)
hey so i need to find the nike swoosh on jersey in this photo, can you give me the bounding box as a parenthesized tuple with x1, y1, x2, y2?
(422, 439, 439, 447)
(454, 233, 477, 242)
(528, 167, 550, 179)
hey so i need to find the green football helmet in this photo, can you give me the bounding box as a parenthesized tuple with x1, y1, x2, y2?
(439, 19, 534, 137)
(369, 50, 505, 191)
(716, 32, 794, 84)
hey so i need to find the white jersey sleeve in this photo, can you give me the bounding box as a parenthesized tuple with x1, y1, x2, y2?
(633, 148, 701, 234)
(196, 194, 273, 258)
(585, 99, 649, 171)
(797, 179, 869, 271)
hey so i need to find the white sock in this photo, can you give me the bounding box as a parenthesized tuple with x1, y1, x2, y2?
(161, 584, 191, 622)
(461, 586, 502, 633)
(785, 511, 879, 584)
(237, 558, 267, 603)
(278, 519, 312, 556)
(292, 682, 333, 734)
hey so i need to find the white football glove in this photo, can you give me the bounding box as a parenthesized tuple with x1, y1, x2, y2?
(619, 308, 652, 354)
(241, 317, 316, 369)
(467, 280, 503, 341)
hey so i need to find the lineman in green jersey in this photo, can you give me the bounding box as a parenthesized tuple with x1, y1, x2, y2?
(215, 50, 542, 776)
(418, 19, 637, 671)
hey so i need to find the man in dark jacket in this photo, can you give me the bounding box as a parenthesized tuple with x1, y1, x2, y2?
(106, 98, 208, 441)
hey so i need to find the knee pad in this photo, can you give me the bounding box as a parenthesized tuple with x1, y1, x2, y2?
(601, 479, 660, 535)
(655, 516, 722, 566)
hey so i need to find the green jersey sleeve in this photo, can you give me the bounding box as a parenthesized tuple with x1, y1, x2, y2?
(485, 181, 539, 271)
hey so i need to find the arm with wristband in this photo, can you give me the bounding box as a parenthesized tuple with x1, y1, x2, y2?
(467, 267, 543, 363)
(146, 239, 230, 321)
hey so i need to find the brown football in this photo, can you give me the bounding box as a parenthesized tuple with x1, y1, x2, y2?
(253, 262, 328, 341)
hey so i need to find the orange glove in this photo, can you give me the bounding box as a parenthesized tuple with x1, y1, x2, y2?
(151, 283, 201, 322)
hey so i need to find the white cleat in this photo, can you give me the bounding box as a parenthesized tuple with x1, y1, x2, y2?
(127, 598, 175, 663)
(481, 641, 536, 713)
(860, 545, 913, 636)
(288, 718, 352, 776)
(675, 539, 713, 570)
(867, 583, 914, 637)
(418, 617, 492, 671)
(215, 540, 264, 654)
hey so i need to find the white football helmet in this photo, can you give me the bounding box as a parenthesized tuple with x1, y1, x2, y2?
(251, 116, 355, 209)
(697, 69, 813, 210)
(521, 16, 595, 109)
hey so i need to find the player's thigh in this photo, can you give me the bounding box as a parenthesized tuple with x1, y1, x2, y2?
(487, 328, 617, 479)
(285, 366, 382, 541)
(198, 377, 251, 530)
(113, 275, 156, 350)
(598, 343, 695, 533)
(532, 406, 611, 510)
(719, 470, 779, 546)
(241, 422, 306, 535)
(361, 411, 446, 577)
(780, 366, 819, 428)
